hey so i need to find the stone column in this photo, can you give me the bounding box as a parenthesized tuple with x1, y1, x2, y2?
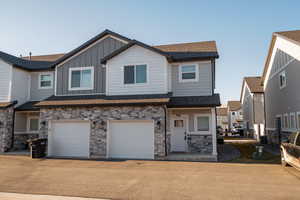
(0, 107, 14, 152)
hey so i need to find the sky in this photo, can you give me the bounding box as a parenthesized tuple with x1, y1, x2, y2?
(0, 0, 299, 105)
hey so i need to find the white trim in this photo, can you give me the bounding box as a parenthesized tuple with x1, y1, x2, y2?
(38, 72, 53, 89)
(68, 66, 94, 91)
(178, 63, 199, 83)
(194, 113, 211, 135)
(122, 64, 149, 85)
(289, 112, 296, 130)
(168, 107, 212, 110)
(296, 112, 300, 129)
(27, 116, 40, 132)
(278, 70, 287, 89)
(266, 127, 276, 131)
(57, 35, 129, 68)
(211, 108, 217, 155)
(283, 113, 289, 129)
(54, 92, 105, 97)
(240, 81, 253, 104)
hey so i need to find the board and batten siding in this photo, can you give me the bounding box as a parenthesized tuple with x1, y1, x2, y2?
(56, 36, 126, 95)
(0, 60, 12, 102)
(171, 61, 213, 96)
(106, 45, 169, 95)
(30, 71, 55, 101)
(11, 68, 30, 106)
(265, 58, 300, 129)
(242, 85, 254, 129)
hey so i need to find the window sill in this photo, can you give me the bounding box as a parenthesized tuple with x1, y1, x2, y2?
(68, 87, 94, 91)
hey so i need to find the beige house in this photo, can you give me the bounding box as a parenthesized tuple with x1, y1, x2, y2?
(217, 107, 228, 131)
(227, 101, 243, 130)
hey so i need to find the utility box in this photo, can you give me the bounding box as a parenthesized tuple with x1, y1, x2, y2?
(28, 138, 47, 158)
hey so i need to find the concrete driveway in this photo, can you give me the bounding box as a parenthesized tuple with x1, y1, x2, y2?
(0, 155, 299, 200)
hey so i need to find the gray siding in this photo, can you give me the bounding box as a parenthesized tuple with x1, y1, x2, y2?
(56, 37, 126, 95)
(253, 93, 264, 124)
(242, 86, 254, 129)
(265, 58, 300, 129)
(30, 72, 55, 101)
(171, 62, 212, 96)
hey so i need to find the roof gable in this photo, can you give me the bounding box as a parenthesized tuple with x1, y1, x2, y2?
(53, 29, 131, 67)
(261, 30, 300, 85)
(227, 101, 241, 111)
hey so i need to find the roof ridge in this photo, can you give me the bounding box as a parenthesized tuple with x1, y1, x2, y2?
(154, 40, 216, 47)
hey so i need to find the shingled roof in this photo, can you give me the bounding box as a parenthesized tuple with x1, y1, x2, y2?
(217, 107, 228, 116)
(0, 51, 53, 71)
(244, 77, 264, 93)
(227, 101, 241, 111)
(23, 53, 65, 62)
(261, 30, 300, 84)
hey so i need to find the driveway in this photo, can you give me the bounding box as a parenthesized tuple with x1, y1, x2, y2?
(0, 155, 299, 200)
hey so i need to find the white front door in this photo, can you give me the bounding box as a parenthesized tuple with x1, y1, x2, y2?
(171, 116, 187, 152)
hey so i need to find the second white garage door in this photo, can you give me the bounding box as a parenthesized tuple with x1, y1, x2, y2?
(48, 121, 90, 158)
(108, 120, 154, 159)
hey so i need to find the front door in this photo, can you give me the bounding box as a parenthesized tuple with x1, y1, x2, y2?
(171, 116, 187, 152)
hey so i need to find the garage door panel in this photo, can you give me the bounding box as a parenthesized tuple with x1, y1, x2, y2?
(49, 121, 90, 158)
(109, 121, 154, 159)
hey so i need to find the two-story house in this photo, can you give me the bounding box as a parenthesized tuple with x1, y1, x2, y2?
(240, 77, 265, 140)
(216, 107, 228, 131)
(262, 30, 300, 144)
(0, 29, 220, 161)
(227, 101, 243, 130)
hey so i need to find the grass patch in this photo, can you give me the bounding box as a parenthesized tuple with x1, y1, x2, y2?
(229, 142, 281, 164)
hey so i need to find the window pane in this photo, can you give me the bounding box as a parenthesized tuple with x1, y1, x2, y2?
(136, 65, 147, 83)
(174, 120, 184, 127)
(124, 65, 134, 84)
(29, 119, 39, 131)
(181, 65, 196, 73)
(182, 72, 196, 80)
(40, 75, 52, 87)
(81, 69, 92, 88)
(71, 71, 81, 88)
(197, 116, 209, 131)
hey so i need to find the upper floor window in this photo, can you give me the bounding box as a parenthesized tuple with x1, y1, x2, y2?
(279, 71, 286, 89)
(124, 64, 147, 84)
(179, 64, 199, 82)
(39, 73, 53, 89)
(69, 67, 94, 90)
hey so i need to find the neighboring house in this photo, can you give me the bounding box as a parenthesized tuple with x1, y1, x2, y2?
(240, 77, 265, 140)
(0, 29, 220, 161)
(216, 107, 228, 131)
(227, 101, 243, 130)
(261, 30, 300, 144)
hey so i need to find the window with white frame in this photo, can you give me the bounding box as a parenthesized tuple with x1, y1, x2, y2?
(297, 112, 300, 129)
(290, 113, 296, 129)
(27, 117, 39, 132)
(179, 64, 198, 82)
(195, 114, 210, 132)
(39, 73, 53, 89)
(284, 114, 289, 129)
(279, 71, 286, 89)
(69, 67, 94, 90)
(124, 64, 147, 84)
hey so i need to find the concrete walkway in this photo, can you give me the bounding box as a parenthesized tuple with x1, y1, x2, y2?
(0, 192, 106, 200)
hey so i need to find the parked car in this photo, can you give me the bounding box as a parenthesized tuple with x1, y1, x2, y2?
(280, 132, 300, 171)
(231, 125, 244, 136)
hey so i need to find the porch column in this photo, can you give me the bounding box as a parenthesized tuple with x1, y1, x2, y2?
(211, 108, 217, 156)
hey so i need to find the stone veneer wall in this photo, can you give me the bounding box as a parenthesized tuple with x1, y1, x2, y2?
(0, 107, 14, 152)
(188, 135, 213, 154)
(40, 106, 166, 159)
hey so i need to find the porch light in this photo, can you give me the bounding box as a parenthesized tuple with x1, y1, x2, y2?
(41, 121, 46, 126)
(156, 120, 161, 128)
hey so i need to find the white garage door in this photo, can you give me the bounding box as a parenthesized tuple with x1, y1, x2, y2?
(48, 121, 90, 158)
(108, 120, 154, 159)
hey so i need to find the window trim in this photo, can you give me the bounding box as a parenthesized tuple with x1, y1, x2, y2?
(194, 114, 211, 135)
(279, 70, 286, 89)
(27, 116, 39, 132)
(68, 66, 94, 91)
(283, 113, 289, 130)
(38, 72, 53, 89)
(123, 64, 148, 85)
(290, 112, 296, 130)
(296, 112, 300, 130)
(179, 64, 199, 83)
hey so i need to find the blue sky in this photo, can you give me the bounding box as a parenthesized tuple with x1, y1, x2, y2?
(1, 0, 299, 104)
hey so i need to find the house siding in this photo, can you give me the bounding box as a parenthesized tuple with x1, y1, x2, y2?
(242, 86, 254, 130)
(171, 61, 212, 96)
(106, 45, 168, 95)
(56, 36, 126, 95)
(11, 68, 30, 106)
(265, 58, 300, 131)
(30, 72, 55, 101)
(0, 60, 12, 102)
